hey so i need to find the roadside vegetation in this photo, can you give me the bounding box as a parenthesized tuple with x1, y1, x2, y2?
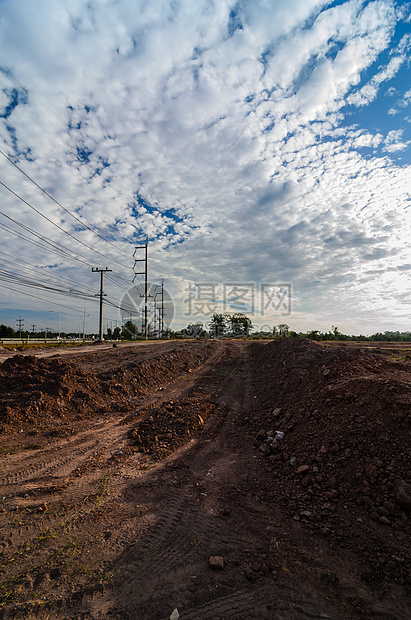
(2, 319, 411, 345)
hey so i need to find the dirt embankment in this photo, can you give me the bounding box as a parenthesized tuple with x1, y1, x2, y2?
(246, 339, 411, 585)
(0, 341, 220, 437)
(0, 339, 409, 620)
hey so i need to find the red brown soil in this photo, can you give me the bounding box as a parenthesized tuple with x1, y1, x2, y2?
(0, 339, 410, 619)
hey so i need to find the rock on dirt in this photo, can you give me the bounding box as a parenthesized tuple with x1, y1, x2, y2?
(209, 555, 224, 570)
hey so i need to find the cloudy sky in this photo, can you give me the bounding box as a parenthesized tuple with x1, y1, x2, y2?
(0, 0, 410, 335)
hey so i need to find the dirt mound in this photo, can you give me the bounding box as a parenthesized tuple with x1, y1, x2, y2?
(129, 398, 216, 459)
(0, 343, 220, 434)
(0, 355, 106, 431)
(97, 341, 219, 395)
(246, 339, 411, 585)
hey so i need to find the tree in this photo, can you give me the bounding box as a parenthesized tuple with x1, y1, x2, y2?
(209, 314, 228, 337)
(229, 313, 253, 336)
(183, 323, 207, 338)
(113, 326, 121, 340)
(0, 324, 15, 338)
(277, 323, 289, 337)
(122, 320, 138, 340)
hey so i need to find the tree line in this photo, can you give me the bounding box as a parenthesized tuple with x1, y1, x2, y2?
(2, 318, 411, 342)
(178, 316, 411, 341)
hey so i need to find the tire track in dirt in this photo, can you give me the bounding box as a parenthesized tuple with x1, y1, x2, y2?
(163, 584, 335, 620)
(126, 493, 198, 571)
(0, 343, 231, 508)
(0, 419, 131, 490)
(0, 439, 102, 486)
(135, 493, 248, 578)
(120, 341, 340, 620)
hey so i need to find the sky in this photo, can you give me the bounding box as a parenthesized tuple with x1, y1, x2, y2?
(0, 0, 410, 336)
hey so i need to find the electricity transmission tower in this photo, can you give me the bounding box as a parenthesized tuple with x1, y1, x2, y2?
(133, 236, 150, 341)
(154, 279, 165, 337)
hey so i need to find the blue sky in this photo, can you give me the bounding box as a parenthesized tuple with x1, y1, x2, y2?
(0, 0, 410, 335)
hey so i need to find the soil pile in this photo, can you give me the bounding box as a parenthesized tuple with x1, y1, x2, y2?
(0, 342, 219, 434)
(129, 398, 217, 459)
(247, 339, 411, 585)
(0, 355, 105, 431)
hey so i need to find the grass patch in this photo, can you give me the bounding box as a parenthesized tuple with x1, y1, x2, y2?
(34, 528, 58, 545)
(93, 473, 112, 505)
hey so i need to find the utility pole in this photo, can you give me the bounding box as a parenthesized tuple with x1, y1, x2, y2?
(50, 311, 61, 339)
(133, 236, 151, 341)
(16, 316, 24, 340)
(31, 324, 36, 336)
(154, 284, 163, 337)
(161, 278, 164, 338)
(82, 298, 87, 343)
(92, 267, 112, 341)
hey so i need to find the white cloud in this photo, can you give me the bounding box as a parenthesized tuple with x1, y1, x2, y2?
(383, 129, 410, 151)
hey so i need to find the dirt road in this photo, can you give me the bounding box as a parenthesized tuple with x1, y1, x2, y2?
(0, 339, 410, 619)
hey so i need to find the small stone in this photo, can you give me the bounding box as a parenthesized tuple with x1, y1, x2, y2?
(296, 465, 310, 475)
(259, 443, 271, 456)
(379, 516, 391, 526)
(365, 463, 378, 478)
(170, 609, 179, 620)
(260, 563, 270, 575)
(376, 507, 389, 517)
(209, 556, 224, 570)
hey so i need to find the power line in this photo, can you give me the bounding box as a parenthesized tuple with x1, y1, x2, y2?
(0, 212, 131, 284)
(0, 282, 100, 317)
(0, 250, 93, 292)
(0, 59, 139, 318)
(0, 211, 94, 267)
(0, 57, 72, 150)
(0, 148, 132, 259)
(0, 218, 133, 294)
(0, 178, 132, 270)
(0, 269, 93, 299)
